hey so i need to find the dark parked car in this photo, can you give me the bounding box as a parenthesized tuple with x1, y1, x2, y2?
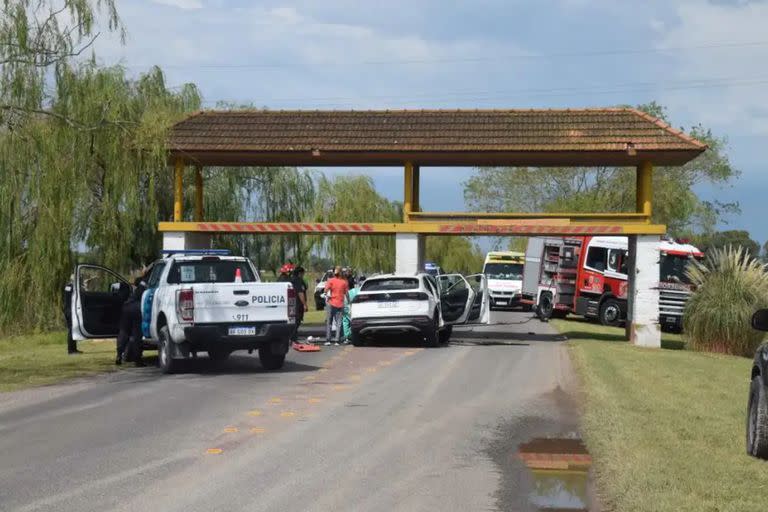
(747, 309, 768, 458)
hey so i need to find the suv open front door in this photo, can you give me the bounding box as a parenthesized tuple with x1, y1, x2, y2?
(71, 264, 130, 340)
(466, 273, 491, 324)
(438, 274, 475, 325)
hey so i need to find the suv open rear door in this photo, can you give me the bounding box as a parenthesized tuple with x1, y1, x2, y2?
(71, 264, 130, 340)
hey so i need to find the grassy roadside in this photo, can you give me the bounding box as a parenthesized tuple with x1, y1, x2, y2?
(0, 331, 119, 393)
(554, 318, 768, 512)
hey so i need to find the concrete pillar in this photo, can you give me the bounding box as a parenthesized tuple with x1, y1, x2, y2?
(162, 232, 212, 252)
(626, 234, 661, 347)
(395, 233, 425, 274)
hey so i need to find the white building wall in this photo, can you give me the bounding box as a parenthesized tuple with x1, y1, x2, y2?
(626, 235, 661, 348)
(395, 233, 425, 274)
(162, 232, 212, 252)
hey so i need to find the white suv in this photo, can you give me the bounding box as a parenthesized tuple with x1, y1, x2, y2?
(349, 273, 489, 347)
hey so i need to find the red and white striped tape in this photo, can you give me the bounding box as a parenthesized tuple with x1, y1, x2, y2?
(195, 223, 375, 233)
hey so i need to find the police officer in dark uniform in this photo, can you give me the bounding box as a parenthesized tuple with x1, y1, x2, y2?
(62, 275, 82, 355)
(116, 277, 146, 366)
(291, 266, 308, 342)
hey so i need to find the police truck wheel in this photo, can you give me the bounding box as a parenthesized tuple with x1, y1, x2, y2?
(158, 326, 178, 374)
(599, 298, 623, 327)
(747, 375, 768, 458)
(258, 346, 285, 370)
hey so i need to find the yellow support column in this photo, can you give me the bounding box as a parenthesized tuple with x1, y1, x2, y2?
(174, 157, 184, 222)
(412, 165, 420, 213)
(636, 161, 653, 219)
(403, 161, 414, 222)
(194, 165, 204, 222)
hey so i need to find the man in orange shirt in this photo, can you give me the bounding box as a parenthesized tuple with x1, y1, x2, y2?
(324, 266, 350, 345)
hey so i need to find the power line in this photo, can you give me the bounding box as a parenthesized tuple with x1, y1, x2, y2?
(124, 40, 768, 70)
(197, 75, 768, 107)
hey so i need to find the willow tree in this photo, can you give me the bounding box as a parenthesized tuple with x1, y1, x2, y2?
(196, 166, 317, 272)
(0, 1, 203, 332)
(314, 175, 401, 272)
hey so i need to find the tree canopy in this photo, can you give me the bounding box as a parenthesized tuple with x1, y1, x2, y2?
(693, 230, 760, 260)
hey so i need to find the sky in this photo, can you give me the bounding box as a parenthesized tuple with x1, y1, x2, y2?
(92, 0, 768, 246)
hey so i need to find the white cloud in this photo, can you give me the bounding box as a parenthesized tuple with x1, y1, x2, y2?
(151, 0, 203, 10)
(655, 0, 768, 135)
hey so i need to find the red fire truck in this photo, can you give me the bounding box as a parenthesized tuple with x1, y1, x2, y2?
(520, 236, 704, 331)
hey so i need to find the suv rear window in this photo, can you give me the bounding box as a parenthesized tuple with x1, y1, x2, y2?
(361, 278, 419, 292)
(167, 259, 257, 284)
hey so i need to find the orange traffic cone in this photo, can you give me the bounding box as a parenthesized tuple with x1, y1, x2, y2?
(234, 267, 242, 283)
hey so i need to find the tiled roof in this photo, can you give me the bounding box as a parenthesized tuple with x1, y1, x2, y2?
(168, 109, 706, 166)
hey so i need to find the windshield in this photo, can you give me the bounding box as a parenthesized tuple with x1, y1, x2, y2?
(167, 259, 257, 284)
(361, 278, 419, 291)
(484, 263, 524, 281)
(660, 254, 695, 285)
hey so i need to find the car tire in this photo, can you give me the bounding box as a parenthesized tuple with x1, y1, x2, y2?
(258, 345, 286, 371)
(599, 298, 623, 327)
(424, 315, 440, 348)
(351, 329, 365, 347)
(537, 292, 554, 320)
(158, 326, 178, 375)
(439, 325, 453, 344)
(747, 375, 768, 458)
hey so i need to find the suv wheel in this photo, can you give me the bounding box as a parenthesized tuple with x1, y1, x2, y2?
(747, 375, 768, 458)
(158, 326, 179, 374)
(351, 329, 365, 347)
(439, 325, 453, 344)
(259, 346, 286, 371)
(424, 315, 439, 348)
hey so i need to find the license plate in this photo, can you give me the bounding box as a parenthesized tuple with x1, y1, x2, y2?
(228, 327, 256, 336)
(496, 300, 508, 305)
(378, 302, 397, 309)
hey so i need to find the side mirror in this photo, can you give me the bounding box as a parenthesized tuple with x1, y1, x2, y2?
(752, 309, 768, 331)
(315, 278, 321, 284)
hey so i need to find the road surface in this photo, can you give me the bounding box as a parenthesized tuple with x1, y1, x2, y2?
(0, 312, 580, 512)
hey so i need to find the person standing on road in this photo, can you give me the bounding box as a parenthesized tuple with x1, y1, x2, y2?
(116, 277, 146, 367)
(62, 274, 82, 355)
(324, 266, 349, 346)
(291, 266, 308, 343)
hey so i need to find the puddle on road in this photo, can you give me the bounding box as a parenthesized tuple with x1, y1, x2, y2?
(518, 437, 592, 511)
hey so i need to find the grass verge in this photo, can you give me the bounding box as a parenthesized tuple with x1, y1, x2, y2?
(554, 318, 768, 512)
(0, 331, 119, 393)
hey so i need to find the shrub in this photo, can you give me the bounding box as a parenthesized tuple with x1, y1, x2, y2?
(684, 246, 768, 356)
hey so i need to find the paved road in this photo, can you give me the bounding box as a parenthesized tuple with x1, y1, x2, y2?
(0, 312, 579, 512)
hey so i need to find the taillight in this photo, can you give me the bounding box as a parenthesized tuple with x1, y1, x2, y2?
(287, 286, 296, 319)
(177, 288, 194, 323)
(352, 294, 373, 303)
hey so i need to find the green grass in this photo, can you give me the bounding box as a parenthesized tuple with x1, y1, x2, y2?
(554, 318, 768, 512)
(0, 331, 121, 392)
(303, 309, 326, 325)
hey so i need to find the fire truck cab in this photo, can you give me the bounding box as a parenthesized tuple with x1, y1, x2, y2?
(521, 236, 703, 331)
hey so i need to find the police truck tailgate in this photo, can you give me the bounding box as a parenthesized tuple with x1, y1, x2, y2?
(190, 282, 290, 324)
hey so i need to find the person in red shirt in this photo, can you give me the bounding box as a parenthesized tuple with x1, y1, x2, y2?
(324, 266, 350, 345)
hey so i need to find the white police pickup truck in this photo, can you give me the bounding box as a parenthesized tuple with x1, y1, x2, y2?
(70, 251, 296, 373)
